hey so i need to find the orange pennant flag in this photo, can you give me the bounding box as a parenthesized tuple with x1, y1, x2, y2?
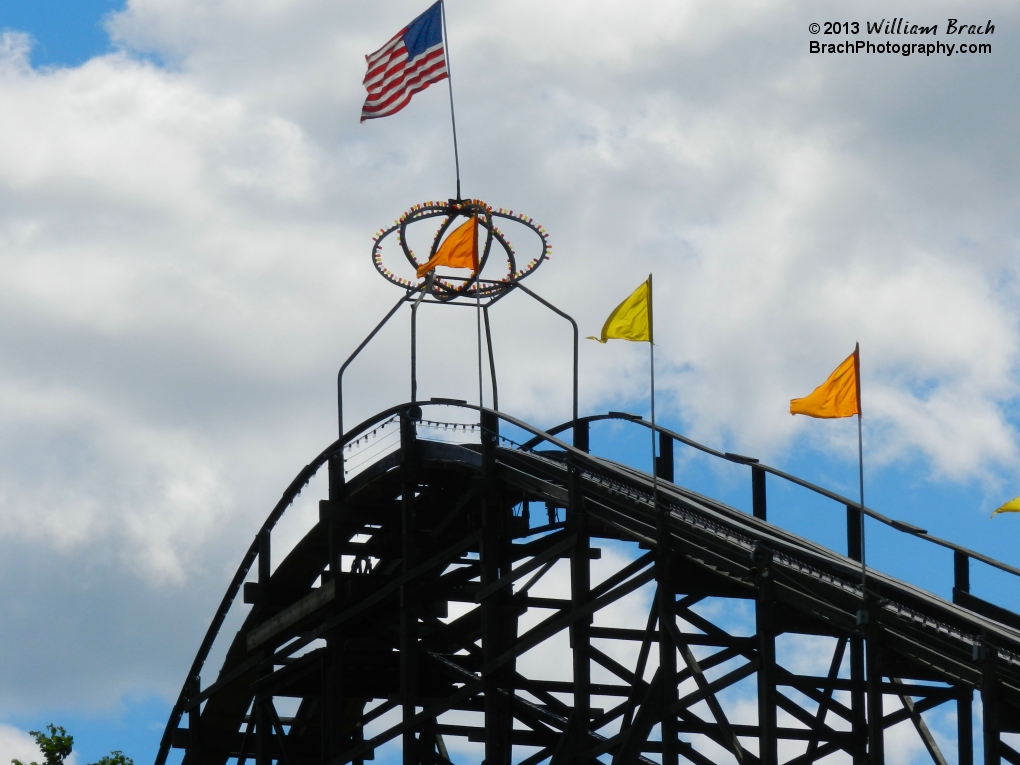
(790, 344, 861, 419)
(417, 215, 479, 278)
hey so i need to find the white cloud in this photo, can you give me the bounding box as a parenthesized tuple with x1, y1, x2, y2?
(0, 724, 45, 765)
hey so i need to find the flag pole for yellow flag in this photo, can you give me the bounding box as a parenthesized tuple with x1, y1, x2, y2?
(648, 277, 675, 763)
(587, 273, 668, 752)
(586, 274, 657, 493)
(648, 275, 657, 513)
(588, 274, 656, 487)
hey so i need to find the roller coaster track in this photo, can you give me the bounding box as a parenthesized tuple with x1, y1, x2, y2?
(156, 402, 1020, 765)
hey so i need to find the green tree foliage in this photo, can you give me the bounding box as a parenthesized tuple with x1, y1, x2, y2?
(10, 724, 133, 765)
(11, 725, 72, 765)
(88, 754, 133, 765)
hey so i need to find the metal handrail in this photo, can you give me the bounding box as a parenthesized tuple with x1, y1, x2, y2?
(522, 412, 1020, 581)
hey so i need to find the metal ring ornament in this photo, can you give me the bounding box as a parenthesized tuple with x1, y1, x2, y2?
(371, 198, 551, 301)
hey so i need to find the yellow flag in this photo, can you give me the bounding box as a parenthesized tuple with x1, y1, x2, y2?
(790, 344, 861, 419)
(417, 216, 479, 278)
(992, 497, 1020, 517)
(589, 276, 652, 344)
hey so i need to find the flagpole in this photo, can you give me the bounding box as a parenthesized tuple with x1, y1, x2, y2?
(441, 0, 477, 411)
(476, 282, 484, 410)
(440, 0, 462, 200)
(858, 412, 866, 591)
(853, 342, 866, 596)
(649, 274, 676, 764)
(649, 275, 657, 508)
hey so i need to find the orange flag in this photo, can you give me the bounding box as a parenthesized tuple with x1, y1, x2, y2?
(790, 344, 861, 419)
(417, 215, 479, 278)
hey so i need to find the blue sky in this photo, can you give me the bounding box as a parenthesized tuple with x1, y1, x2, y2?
(1, 1, 1020, 764)
(0, 8, 166, 764)
(0, 1, 122, 67)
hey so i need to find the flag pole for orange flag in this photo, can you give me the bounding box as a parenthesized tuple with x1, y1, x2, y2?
(858, 407, 866, 589)
(788, 343, 866, 591)
(439, 0, 462, 200)
(855, 344, 867, 593)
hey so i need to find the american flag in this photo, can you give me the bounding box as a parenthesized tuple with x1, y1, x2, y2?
(361, 1, 448, 122)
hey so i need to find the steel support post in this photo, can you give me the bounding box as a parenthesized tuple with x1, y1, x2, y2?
(411, 302, 419, 403)
(513, 283, 578, 428)
(752, 465, 767, 521)
(400, 411, 419, 765)
(337, 293, 407, 436)
(982, 638, 1000, 765)
(756, 561, 777, 765)
(483, 306, 499, 410)
(569, 453, 591, 759)
(481, 410, 512, 765)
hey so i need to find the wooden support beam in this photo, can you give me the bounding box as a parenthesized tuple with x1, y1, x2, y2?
(866, 606, 885, 764)
(982, 639, 1000, 765)
(756, 562, 778, 765)
(890, 678, 947, 765)
(481, 409, 512, 765)
(569, 455, 592, 761)
(752, 465, 767, 521)
(663, 618, 747, 765)
(656, 431, 674, 483)
(186, 675, 201, 764)
(958, 686, 974, 765)
(400, 411, 419, 765)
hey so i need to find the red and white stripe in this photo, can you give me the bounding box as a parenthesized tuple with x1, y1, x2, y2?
(361, 32, 448, 121)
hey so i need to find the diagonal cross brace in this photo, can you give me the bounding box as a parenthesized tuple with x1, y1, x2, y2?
(663, 617, 748, 765)
(890, 678, 948, 765)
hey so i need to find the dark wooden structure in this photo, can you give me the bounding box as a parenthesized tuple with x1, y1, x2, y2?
(156, 404, 1020, 765)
